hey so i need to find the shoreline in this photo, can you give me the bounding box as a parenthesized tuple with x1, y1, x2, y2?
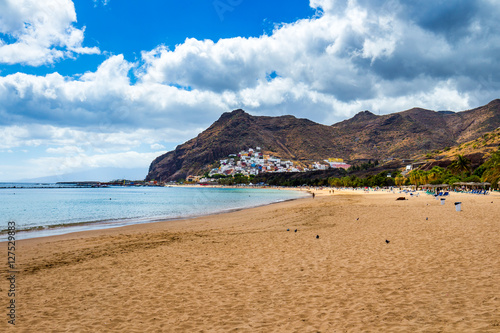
(1, 187, 311, 242)
(4, 187, 497, 242)
(7, 191, 318, 250)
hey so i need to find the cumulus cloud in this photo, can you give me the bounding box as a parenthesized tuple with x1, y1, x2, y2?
(0, 123, 197, 152)
(0, 55, 235, 131)
(134, 0, 499, 120)
(150, 143, 165, 150)
(46, 146, 84, 154)
(0, 0, 99, 66)
(0, 149, 165, 181)
(1, 0, 499, 158)
(1, 0, 500, 181)
(29, 151, 166, 176)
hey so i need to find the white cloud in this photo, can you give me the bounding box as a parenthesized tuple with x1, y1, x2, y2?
(0, 0, 99, 66)
(0, 55, 235, 130)
(150, 143, 165, 150)
(0, 124, 198, 152)
(46, 146, 84, 154)
(0, 150, 165, 181)
(0, 0, 499, 185)
(133, 0, 499, 119)
(29, 151, 167, 176)
(0, 125, 42, 149)
(93, 0, 110, 6)
(1, 0, 498, 133)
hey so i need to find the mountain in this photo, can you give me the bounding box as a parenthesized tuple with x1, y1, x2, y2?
(146, 100, 500, 181)
(331, 99, 500, 160)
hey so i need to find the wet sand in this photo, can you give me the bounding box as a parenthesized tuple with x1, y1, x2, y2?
(1, 190, 500, 332)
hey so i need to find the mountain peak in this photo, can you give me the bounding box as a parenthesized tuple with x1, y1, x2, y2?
(353, 110, 377, 120)
(486, 99, 500, 107)
(403, 107, 432, 113)
(230, 108, 247, 114)
(217, 109, 249, 122)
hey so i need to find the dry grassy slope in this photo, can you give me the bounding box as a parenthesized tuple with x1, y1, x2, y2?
(414, 128, 500, 170)
(331, 99, 500, 160)
(146, 100, 500, 181)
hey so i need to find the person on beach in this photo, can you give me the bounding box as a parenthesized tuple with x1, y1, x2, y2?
(312, 192, 315, 199)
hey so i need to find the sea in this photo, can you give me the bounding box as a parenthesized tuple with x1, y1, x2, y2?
(0, 184, 308, 241)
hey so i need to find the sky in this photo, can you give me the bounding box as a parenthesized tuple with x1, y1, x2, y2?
(0, 0, 499, 181)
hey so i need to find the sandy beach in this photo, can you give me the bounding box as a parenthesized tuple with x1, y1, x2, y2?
(2, 189, 500, 332)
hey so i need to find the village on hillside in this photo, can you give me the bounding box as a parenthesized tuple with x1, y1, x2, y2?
(186, 147, 351, 182)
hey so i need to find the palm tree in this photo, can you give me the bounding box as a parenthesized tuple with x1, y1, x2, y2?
(341, 176, 351, 187)
(449, 154, 471, 178)
(408, 169, 426, 189)
(428, 166, 445, 183)
(481, 150, 500, 188)
(408, 170, 418, 186)
(419, 170, 429, 186)
(395, 174, 405, 186)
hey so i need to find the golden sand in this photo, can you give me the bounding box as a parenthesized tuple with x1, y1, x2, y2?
(2, 190, 500, 332)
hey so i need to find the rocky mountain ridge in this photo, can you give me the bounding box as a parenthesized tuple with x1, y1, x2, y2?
(146, 99, 500, 181)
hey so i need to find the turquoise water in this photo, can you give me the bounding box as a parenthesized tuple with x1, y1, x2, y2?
(0, 185, 307, 240)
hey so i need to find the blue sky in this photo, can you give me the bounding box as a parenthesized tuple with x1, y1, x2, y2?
(0, 0, 315, 78)
(0, 0, 499, 181)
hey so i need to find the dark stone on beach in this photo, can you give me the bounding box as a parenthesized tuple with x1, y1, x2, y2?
(356, 217, 359, 220)
(396, 197, 406, 201)
(426, 217, 428, 220)
(287, 229, 290, 231)
(316, 235, 319, 239)
(294, 229, 297, 232)
(385, 240, 390, 244)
